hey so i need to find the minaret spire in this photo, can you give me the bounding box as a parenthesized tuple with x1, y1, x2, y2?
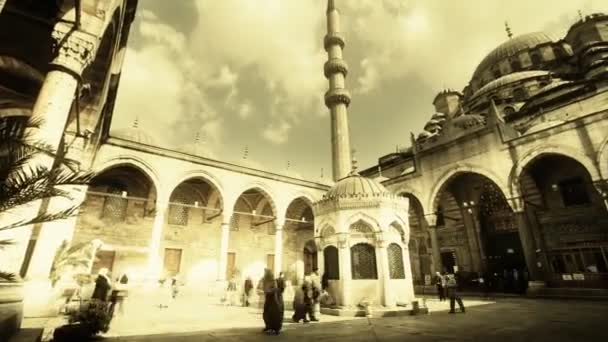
(324, 0, 352, 181)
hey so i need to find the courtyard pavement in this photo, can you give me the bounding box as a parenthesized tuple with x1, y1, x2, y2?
(23, 286, 608, 341)
(99, 295, 608, 342)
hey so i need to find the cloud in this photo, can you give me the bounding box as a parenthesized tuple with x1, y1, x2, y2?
(262, 121, 291, 145)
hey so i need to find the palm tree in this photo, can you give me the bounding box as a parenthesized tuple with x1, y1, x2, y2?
(0, 115, 94, 281)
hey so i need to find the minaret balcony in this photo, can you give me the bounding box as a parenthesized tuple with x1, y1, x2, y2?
(324, 88, 352, 108)
(324, 32, 345, 51)
(324, 58, 349, 78)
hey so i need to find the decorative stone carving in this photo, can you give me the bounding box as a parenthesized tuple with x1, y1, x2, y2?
(323, 32, 345, 51)
(324, 58, 349, 78)
(337, 233, 349, 248)
(437, 232, 467, 246)
(51, 23, 97, 76)
(324, 88, 351, 108)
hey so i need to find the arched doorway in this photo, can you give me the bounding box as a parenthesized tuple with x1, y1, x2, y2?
(399, 193, 431, 285)
(284, 196, 315, 284)
(165, 177, 223, 281)
(231, 187, 277, 280)
(304, 240, 318, 275)
(519, 154, 608, 288)
(433, 172, 524, 291)
(78, 164, 157, 278)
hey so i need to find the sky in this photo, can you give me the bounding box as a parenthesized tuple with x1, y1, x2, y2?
(110, 0, 605, 180)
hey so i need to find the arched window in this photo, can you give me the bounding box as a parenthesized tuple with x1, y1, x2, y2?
(323, 246, 340, 280)
(510, 58, 521, 71)
(351, 243, 377, 279)
(530, 52, 542, 65)
(388, 243, 406, 279)
(102, 185, 128, 222)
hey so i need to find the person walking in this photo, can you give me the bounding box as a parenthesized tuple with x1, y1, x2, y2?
(243, 276, 254, 307)
(227, 274, 238, 305)
(446, 272, 465, 314)
(261, 268, 284, 335)
(109, 273, 129, 315)
(310, 268, 322, 321)
(434, 271, 446, 301)
(91, 268, 112, 302)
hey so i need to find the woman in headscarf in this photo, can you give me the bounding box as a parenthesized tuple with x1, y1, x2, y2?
(92, 268, 112, 302)
(261, 268, 284, 335)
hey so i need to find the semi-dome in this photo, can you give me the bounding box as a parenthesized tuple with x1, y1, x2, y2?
(111, 127, 157, 146)
(472, 32, 557, 83)
(471, 70, 551, 100)
(325, 174, 389, 198)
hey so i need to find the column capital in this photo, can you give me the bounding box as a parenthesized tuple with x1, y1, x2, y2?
(425, 213, 437, 227)
(337, 232, 349, 249)
(274, 218, 285, 230)
(51, 22, 98, 76)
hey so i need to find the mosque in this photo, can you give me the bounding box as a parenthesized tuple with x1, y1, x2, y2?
(0, 0, 607, 321)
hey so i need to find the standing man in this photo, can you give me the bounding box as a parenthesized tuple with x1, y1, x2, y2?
(446, 272, 465, 314)
(434, 271, 446, 301)
(310, 268, 322, 321)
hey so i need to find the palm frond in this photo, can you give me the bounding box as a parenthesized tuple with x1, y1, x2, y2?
(0, 206, 80, 231)
(0, 271, 17, 282)
(0, 239, 14, 250)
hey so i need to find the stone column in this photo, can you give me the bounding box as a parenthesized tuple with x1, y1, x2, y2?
(147, 201, 167, 280)
(514, 210, 541, 280)
(461, 207, 483, 272)
(315, 237, 325, 277)
(24, 186, 88, 279)
(428, 225, 442, 273)
(20, 22, 97, 279)
(274, 220, 284, 277)
(217, 212, 232, 281)
(337, 233, 352, 307)
(376, 235, 394, 307)
(402, 243, 416, 302)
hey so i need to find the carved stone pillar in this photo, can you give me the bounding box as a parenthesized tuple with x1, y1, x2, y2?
(147, 201, 167, 280)
(514, 210, 541, 281)
(274, 220, 284, 277)
(427, 224, 443, 273)
(20, 23, 98, 279)
(376, 234, 394, 307)
(217, 212, 232, 281)
(337, 233, 351, 307)
(402, 242, 416, 302)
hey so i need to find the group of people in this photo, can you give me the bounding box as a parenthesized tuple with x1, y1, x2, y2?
(91, 268, 130, 316)
(433, 271, 466, 314)
(257, 268, 326, 335)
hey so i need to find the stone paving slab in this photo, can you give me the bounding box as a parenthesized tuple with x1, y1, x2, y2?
(99, 298, 608, 342)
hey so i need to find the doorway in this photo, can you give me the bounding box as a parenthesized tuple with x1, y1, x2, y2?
(304, 241, 318, 275)
(163, 248, 182, 278)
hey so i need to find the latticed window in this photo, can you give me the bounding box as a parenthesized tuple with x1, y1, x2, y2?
(351, 243, 377, 279)
(323, 246, 339, 280)
(101, 188, 127, 222)
(388, 243, 405, 279)
(168, 203, 189, 226)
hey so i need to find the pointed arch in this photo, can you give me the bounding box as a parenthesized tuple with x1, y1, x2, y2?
(428, 163, 510, 215)
(510, 144, 602, 205)
(94, 156, 161, 201)
(345, 212, 381, 231)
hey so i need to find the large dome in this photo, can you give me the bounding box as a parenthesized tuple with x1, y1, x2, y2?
(473, 32, 557, 83)
(111, 127, 157, 146)
(325, 174, 389, 198)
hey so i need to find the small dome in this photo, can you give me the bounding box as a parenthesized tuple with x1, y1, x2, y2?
(111, 127, 157, 146)
(325, 174, 389, 198)
(473, 32, 557, 84)
(452, 114, 486, 129)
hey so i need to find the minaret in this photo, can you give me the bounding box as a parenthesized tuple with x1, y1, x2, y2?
(324, 0, 352, 181)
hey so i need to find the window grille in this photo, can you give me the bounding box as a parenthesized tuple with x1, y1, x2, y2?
(168, 203, 189, 226)
(323, 246, 340, 280)
(351, 243, 377, 279)
(388, 243, 405, 279)
(101, 190, 127, 222)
